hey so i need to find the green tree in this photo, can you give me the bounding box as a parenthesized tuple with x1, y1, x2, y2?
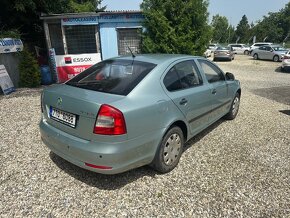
(235, 15, 250, 43)
(0, 0, 105, 46)
(19, 49, 41, 87)
(141, 0, 212, 55)
(211, 14, 229, 43)
(251, 12, 284, 43)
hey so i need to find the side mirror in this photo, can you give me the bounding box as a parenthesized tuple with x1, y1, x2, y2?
(226, 72, 235, 80)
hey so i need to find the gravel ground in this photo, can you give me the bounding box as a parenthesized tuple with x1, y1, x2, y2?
(1, 55, 290, 217)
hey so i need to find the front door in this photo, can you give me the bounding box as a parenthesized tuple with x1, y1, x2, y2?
(162, 60, 213, 135)
(197, 59, 231, 123)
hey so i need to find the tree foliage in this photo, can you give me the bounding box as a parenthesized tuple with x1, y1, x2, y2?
(211, 14, 229, 43)
(141, 0, 212, 55)
(247, 2, 290, 43)
(19, 49, 41, 87)
(235, 15, 250, 43)
(0, 0, 105, 45)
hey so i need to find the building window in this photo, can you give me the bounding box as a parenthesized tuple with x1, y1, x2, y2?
(117, 28, 141, 55)
(64, 25, 98, 54)
(48, 23, 65, 55)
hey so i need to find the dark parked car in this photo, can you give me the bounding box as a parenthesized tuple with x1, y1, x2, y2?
(213, 46, 235, 61)
(40, 54, 241, 174)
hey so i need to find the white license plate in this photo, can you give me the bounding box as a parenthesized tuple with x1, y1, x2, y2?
(50, 107, 76, 128)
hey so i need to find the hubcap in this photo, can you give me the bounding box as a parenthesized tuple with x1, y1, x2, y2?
(163, 133, 181, 166)
(232, 97, 240, 115)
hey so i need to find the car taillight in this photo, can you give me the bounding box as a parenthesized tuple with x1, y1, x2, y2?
(283, 56, 290, 59)
(94, 104, 127, 135)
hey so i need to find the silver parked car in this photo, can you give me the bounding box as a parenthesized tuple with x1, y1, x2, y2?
(281, 50, 290, 72)
(40, 54, 241, 174)
(252, 45, 288, 62)
(213, 46, 235, 61)
(228, 44, 250, 55)
(249, 42, 273, 54)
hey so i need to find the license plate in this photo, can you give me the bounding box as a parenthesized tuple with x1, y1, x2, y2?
(50, 107, 76, 128)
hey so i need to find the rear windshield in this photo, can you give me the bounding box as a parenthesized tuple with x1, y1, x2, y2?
(66, 59, 156, 95)
(217, 47, 231, 51)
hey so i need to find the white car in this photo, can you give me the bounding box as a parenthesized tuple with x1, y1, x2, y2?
(208, 43, 219, 52)
(281, 50, 290, 72)
(228, 44, 250, 55)
(203, 48, 212, 58)
(249, 42, 273, 54)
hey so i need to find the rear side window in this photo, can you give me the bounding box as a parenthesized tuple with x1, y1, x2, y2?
(66, 59, 156, 95)
(163, 60, 202, 92)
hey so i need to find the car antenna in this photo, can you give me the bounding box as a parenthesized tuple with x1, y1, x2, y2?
(128, 46, 135, 58)
(125, 42, 135, 59)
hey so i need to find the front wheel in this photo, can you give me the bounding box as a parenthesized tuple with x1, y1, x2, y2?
(244, 50, 249, 55)
(253, 53, 259, 60)
(224, 93, 240, 120)
(273, 55, 279, 62)
(151, 126, 184, 173)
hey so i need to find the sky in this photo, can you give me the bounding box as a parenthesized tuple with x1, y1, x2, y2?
(101, 0, 289, 27)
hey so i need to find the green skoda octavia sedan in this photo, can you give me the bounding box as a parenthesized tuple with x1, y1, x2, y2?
(40, 54, 241, 174)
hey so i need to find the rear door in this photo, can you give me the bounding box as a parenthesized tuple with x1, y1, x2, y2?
(196, 59, 231, 123)
(162, 60, 213, 135)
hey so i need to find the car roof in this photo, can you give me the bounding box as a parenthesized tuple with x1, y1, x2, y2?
(114, 54, 197, 65)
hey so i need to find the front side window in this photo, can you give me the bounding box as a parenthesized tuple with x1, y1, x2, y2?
(198, 60, 225, 83)
(163, 61, 202, 92)
(66, 60, 156, 95)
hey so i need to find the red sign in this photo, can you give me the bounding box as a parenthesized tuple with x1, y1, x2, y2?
(57, 65, 92, 82)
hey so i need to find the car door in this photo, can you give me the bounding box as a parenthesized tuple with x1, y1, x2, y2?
(162, 60, 213, 136)
(257, 46, 266, 59)
(196, 59, 231, 123)
(264, 46, 273, 60)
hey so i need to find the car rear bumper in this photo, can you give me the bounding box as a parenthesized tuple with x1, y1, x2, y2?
(214, 55, 232, 60)
(39, 119, 163, 174)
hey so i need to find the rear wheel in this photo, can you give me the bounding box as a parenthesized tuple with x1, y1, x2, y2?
(151, 126, 184, 173)
(273, 55, 279, 62)
(224, 93, 240, 120)
(253, 53, 259, 60)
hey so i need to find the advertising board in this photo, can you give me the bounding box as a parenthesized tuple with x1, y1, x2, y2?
(0, 38, 23, 53)
(54, 53, 101, 82)
(0, 65, 15, 95)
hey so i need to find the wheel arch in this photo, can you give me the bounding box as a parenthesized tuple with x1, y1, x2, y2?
(167, 120, 188, 142)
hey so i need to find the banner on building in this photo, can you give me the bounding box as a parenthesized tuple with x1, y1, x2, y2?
(0, 65, 15, 95)
(0, 38, 23, 54)
(54, 53, 101, 82)
(61, 17, 98, 26)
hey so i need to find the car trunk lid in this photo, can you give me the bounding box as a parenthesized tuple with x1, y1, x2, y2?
(43, 84, 125, 140)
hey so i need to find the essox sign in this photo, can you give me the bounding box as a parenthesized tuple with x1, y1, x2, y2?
(54, 53, 101, 82)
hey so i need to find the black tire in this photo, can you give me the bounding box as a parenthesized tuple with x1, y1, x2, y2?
(151, 126, 184, 173)
(253, 53, 259, 60)
(224, 92, 240, 120)
(273, 55, 279, 62)
(244, 50, 249, 55)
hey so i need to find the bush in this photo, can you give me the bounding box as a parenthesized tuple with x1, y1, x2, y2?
(19, 49, 41, 87)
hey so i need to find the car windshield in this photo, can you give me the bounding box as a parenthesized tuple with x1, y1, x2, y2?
(273, 47, 288, 51)
(66, 59, 156, 96)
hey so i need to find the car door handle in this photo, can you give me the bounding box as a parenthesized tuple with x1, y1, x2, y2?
(212, 89, 217, 95)
(179, 98, 188, 105)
